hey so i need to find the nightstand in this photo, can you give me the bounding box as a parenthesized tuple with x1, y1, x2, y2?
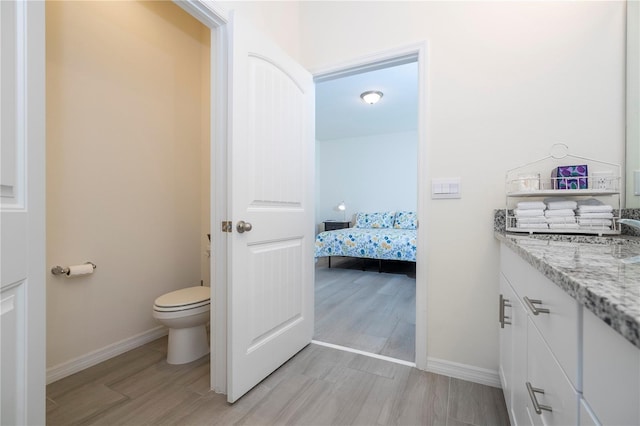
(322, 221, 350, 269)
(323, 220, 350, 231)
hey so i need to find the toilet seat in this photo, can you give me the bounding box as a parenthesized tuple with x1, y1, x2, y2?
(153, 286, 210, 313)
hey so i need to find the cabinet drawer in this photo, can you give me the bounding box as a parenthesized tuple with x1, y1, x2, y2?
(323, 221, 350, 231)
(500, 244, 525, 294)
(527, 319, 579, 426)
(521, 269, 580, 388)
(583, 308, 640, 426)
(501, 243, 580, 387)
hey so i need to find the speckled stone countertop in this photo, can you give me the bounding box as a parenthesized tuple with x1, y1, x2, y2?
(495, 231, 640, 349)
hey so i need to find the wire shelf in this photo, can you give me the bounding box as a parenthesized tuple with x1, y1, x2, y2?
(505, 144, 621, 236)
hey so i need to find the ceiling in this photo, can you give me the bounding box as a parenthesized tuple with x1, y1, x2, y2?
(315, 61, 419, 141)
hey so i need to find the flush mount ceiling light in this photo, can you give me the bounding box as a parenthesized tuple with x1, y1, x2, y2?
(360, 90, 383, 105)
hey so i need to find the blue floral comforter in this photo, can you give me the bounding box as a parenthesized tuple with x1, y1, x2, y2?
(314, 228, 417, 262)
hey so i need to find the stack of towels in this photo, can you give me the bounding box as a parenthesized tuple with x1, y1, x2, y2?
(544, 199, 578, 229)
(514, 201, 547, 229)
(575, 199, 614, 230)
(513, 198, 615, 231)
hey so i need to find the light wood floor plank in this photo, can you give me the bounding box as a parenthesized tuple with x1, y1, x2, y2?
(47, 332, 510, 426)
(46, 344, 165, 400)
(86, 384, 202, 426)
(46, 382, 129, 426)
(108, 353, 209, 399)
(315, 258, 416, 362)
(387, 368, 450, 426)
(448, 378, 510, 426)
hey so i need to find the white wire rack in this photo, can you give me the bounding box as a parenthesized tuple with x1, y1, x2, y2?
(505, 144, 622, 236)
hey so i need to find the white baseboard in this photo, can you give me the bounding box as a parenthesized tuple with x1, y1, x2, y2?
(426, 357, 501, 388)
(46, 326, 168, 384)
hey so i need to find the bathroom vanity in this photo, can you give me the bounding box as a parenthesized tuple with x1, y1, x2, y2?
(496, 232, 640, 426)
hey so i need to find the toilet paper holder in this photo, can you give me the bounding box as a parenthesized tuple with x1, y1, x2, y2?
(51, 262, 97, 276)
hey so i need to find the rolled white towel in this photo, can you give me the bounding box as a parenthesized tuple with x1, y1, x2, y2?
(577, 205, 613, 214)
(576, 212, 614, 219)
(578, 219, 613, 227)
(516, 201, 546, 210)
(545, 200, 577, 210)
(544, 209, 576, 218)
(546, 216, 577, 224)
(577, 198, 604, 207)
(549, 223, 580, 229)
(516, 216, 547, 224)
(514, 209, 545, 217)
(517, 223, 548, 229)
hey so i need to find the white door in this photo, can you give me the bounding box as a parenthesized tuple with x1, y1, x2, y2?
(0, 1, 46, 424)
(226, 12, 315, 403)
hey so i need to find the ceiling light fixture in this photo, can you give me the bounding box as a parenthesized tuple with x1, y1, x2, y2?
(360, 90, 383, 105)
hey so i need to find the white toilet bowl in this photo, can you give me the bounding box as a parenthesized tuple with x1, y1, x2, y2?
(153, 286, 210, 364)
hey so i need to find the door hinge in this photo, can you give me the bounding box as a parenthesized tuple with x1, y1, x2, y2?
(221, 221, 232, 233)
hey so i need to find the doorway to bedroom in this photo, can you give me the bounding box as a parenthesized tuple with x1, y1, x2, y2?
(313, 59, 419, 364)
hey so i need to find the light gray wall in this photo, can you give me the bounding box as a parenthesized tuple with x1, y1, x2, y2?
(316, 131, 418, 229)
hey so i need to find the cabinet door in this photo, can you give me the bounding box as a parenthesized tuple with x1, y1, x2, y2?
(499, 274, 514, 409)
(511, 292, 531, 426)
(526, 319, 578, 426)
(583, 308, 640, 426)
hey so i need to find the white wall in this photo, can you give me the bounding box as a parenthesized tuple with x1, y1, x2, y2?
(43, 0, 627, 381)
(316, 131, 417, 227)
(46, 1, 210, 370)
(218, 1, 301, 62)
(300, 1, 626, 372)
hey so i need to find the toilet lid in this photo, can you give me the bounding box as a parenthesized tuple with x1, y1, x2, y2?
(154, 286, 210, 308)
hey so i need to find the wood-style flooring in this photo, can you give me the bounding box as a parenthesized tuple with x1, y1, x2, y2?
(314, 257, 416, 362)
(46, 338, 510, 426)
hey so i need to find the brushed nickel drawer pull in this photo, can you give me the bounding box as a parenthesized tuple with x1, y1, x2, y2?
(523, 296, 550, 315)
(526, 381, 553, 414)
(499, 294, 512, 328)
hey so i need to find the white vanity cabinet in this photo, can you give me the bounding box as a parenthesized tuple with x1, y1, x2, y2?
(499, 242, 640, 426)
(581, 307, 640, 426)
(499, 243, 580, 426)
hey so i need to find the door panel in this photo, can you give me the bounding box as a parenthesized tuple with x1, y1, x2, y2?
(227, 12, 314, 403)
(0, 1, 46, 424)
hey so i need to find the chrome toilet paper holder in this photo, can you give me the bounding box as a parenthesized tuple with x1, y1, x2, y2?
(51, 262, 97, 276)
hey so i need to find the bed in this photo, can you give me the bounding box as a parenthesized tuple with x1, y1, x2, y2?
(315, 211, 417, 271)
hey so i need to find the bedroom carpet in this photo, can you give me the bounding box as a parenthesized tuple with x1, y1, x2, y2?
(314, 257, 416, 363)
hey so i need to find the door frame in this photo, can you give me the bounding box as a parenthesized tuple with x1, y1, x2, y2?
(172, 0, 229, 393)
(311, 42, 429, 370)
(176, 1, 430, 395)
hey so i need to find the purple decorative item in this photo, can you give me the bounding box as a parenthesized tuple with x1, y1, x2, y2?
(552, 165, 588, 189)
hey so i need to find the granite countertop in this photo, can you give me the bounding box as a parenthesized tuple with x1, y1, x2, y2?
(495, 232, 640, 349)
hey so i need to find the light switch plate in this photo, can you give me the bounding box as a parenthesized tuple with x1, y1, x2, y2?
(432, 178, 461, 199)
(635, 170, 640, 196)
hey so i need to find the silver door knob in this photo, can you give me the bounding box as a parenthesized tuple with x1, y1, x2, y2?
(236, 221, 253, 233)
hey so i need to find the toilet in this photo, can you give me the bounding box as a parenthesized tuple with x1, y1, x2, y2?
(152, 286, 210, 364)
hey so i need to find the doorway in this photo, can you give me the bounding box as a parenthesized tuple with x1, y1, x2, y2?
(313, 58, 421, 364)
